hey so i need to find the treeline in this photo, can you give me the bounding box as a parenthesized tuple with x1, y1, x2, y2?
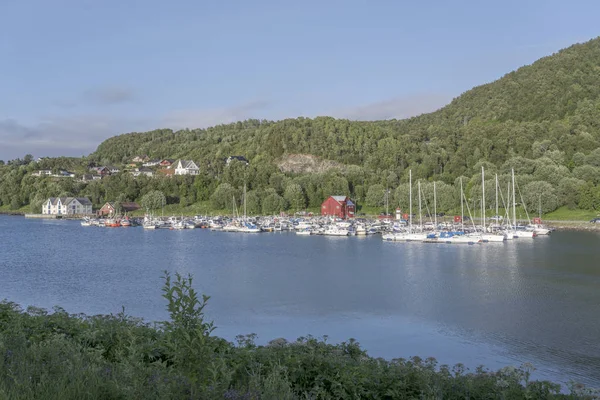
(1, 273, 595, 398)
(1, 155, 599, 215)
(2, 38, 600, 214)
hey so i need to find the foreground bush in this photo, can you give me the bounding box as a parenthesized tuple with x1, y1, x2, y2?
(0, 273, 597, 399)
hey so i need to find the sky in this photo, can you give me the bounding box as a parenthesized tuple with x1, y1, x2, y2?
(0, 0, 599, 161)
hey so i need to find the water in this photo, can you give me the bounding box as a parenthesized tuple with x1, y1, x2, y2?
(1, 215, 599, 388)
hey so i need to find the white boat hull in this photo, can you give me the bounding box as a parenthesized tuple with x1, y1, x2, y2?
(514, 230, 535, 238)
(481, 234, 506, 242)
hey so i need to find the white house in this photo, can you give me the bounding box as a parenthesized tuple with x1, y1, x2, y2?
(131, 167, 154, 177)
(132, 155, 149, 163)
(174, 160, 199, 175)
(42, 197, 93, 215)
(32, 170, 52, 176)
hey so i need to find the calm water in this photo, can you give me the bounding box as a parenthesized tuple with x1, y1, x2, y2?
(1, 215, 599, 388)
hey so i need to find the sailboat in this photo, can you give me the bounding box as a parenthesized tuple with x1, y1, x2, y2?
(510, 169, 535, 238)
(480, 167, 506, 242)
(239, 184, 261, 233)
(404, 178, 428, 241)
(445, 178, 481, 244)
(385, 170, 427, 241)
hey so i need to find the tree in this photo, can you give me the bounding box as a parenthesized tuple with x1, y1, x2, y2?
(578, 182, 600, 210)
(141, 190, 166, 211)
(0, 160, 4, 166)
(23, 154, 34, 164)
(262, 191, 287, 214)
(521, 181, 559, 215)
(283, 183, 306, 211)
(366, 184, 386, 207)
(244, 190, 261, 215)
(557, 177, 585, 209)
(210, 183, 236, 210)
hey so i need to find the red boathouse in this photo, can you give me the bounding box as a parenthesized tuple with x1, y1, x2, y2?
(321, 196, 355, 219)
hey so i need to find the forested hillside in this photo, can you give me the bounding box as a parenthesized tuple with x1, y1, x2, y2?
(2, 38, 600, 215)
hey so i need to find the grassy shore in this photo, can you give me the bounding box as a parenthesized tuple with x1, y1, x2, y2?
(0, 273, 596, 399)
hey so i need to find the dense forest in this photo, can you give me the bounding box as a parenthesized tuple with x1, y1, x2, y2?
(2, 38, 600, 215)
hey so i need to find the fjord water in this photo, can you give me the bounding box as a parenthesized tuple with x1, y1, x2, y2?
(1, 216, 599, 387)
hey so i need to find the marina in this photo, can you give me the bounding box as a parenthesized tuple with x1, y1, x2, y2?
(78, 167, 554, 243)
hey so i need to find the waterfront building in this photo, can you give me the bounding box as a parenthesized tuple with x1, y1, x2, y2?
(98, 202, 141, 216)
(321, 196, 355, 219)
(42, 197, 93, 215)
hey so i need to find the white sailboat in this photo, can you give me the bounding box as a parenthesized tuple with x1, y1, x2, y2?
(447, 177, 482, 244)
(511, 169, 535, 238)
(239, 184, 261, 233)
(480, 166, 506, 242)
(387, 170, 427, 241)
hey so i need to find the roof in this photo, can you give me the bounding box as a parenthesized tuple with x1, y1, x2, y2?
(103, 202, 140, 212)
(176, 159, 198, 169)
(74, 197, 92, 205)
(331, 195, 348, 203)
(45, 197, 92, 206)
(138, 167, 153, 172)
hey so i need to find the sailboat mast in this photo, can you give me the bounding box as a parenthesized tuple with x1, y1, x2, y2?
(460, 177, 464, 232)
(512, 168, 517, 228)
(418, 180, 422, 229)
(507, 182, 511, 229)
(243, 183, 247, 219)
(433, 181, 437, 228)
(495, 174, 499, 218)
(482, 166, 485, 232)
(409, 170, 412, 234)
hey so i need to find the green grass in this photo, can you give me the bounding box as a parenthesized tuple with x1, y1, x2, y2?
(544, 206, 600, 221)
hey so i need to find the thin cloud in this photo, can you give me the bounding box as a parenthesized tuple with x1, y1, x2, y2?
(82, 86, 137, 106)
(331, 93, 452, 121)
(163, 100, 269, 129)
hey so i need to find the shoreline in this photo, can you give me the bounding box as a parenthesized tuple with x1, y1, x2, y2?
(546, 221, 600, 232)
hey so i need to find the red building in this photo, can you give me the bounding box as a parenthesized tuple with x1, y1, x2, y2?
(98, 202, 141, 216)
(321, 196, 355, 219)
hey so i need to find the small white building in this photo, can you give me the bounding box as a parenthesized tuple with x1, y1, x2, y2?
(32, 170, 52, 176)
(131, 167, 154, 177)
(142, 159, 161, 167)
(42, 197, 93, 215)
(174, 160, 199, 175)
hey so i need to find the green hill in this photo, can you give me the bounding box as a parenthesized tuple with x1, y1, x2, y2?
(93, 38, 600, 176)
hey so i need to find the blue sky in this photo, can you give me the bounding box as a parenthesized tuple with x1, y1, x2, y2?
(0, 0, 598, 160)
